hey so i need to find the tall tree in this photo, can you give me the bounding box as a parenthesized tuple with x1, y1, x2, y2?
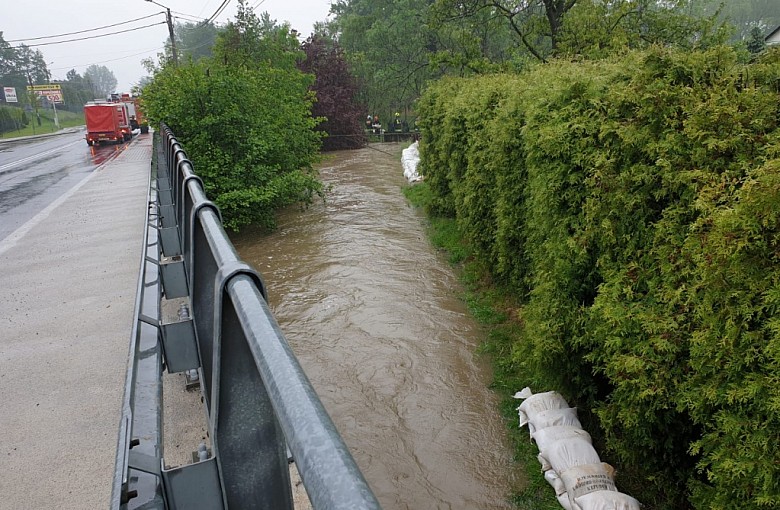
(0, 33, 28, 105)
(0, 31, 17, 77)
(330, 0, 440, 122)
(556, 0, 727, 59)
(300, 34, 366, 150)
(131, 76, 152, 96)
(427, 2, 518, 74)
(175, 21, 219, 62)
(746, 25, 767, 54)
(15, 44, 49, 84)
(58, 69, 95, 112)
(698, 0, 780, 42)
(143, 0, 323, 231)
(432, 0, 725, 62)
(213, 1, 302, 70)
(84, 64, 117, 98)
(432, 0, 577, 62)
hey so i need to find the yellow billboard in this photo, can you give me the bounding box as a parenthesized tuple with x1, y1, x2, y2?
(27, 84, 63, 103)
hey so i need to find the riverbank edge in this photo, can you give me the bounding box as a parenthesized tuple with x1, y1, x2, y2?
(401, 180, 561, 510)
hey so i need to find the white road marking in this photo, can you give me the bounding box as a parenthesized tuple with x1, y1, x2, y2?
(0, 169, 97, 256)
(0, 138, 84, 174)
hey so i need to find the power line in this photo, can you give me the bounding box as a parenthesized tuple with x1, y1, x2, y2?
(20, 22, 167, 48)
(171, 10, 208, 23)
(173, 16, 205, 27)
(175, 19, 217, 32)
(174, 15, 207, 24)
(175, 18, 208, 30)
(197, 0, 215, 18)
(49, 26, 216, 71)
(6, 13, 164, 43)
(48, 46, 166, 72)
(205, 0, 230, 24)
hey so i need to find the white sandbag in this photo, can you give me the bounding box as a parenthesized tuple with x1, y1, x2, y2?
(513, 388, 642, 510)
(533, 426, 592, 452)
(557, 491, 575, 510)
(517, 407, 529, 429)
(560, 463, 617, 501)
(538, 453, 553, 472)
(574, 490, 641, 510)
(517, 390, 569, 415)
(513, 387, 534, 399)
(528, 407, 582, 436)
(538, 436, 601, 474)
(401, 142, 422, 183)
(516, 390, 570, 429)
(544, 469, 566, 496)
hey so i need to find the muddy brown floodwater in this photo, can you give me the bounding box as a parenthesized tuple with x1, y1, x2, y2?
(231, 144, 521, 510)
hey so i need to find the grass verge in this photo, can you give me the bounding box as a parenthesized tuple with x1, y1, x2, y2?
(0, 109, 84, 139)
(402, 180, 561, 510)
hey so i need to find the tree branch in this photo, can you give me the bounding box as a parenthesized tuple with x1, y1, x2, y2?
(491, 1, 548, 62)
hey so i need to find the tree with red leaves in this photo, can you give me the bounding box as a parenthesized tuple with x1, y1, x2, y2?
(300, 35, 366, 151)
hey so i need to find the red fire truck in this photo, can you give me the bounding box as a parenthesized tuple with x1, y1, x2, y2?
(84, 101, 132, 146)
(118, 93, 149, 134)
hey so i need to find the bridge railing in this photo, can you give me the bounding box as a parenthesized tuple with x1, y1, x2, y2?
(112, 124, 381, 509)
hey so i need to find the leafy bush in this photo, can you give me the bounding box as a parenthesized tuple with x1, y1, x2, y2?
(142, 59, 322, 231)
(416, 45, 780, 508)
(142, 2, 323, 231)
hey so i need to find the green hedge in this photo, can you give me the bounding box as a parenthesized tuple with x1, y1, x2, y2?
(417, 46, 780, 509)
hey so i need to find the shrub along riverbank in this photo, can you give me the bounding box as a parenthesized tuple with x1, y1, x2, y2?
(410, 45, 780, 509)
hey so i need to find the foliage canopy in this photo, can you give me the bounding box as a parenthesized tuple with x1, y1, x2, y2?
(299, 34, 366, 151)
(142, 0, 323, 231)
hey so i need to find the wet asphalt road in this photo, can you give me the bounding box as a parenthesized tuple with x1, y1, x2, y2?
(0, 130, 129, 241)
(0, 132, 151, 509)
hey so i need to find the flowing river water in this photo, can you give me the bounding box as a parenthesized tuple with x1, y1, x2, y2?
(230, 144, 521, 509)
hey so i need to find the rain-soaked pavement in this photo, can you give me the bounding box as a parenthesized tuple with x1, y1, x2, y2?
(0, 129, 129, 241)
(0, 131, 151, 508)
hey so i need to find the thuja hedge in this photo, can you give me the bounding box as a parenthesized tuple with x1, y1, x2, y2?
(416, 46, 780, 509)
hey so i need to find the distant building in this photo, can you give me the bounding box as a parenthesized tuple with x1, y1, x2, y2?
(766, 25, 780, 46)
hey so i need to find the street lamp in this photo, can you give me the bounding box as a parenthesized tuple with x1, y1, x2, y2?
(145, 0, 178, 66)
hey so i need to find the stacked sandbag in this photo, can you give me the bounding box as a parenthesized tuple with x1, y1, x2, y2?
(514, 387, 641, 510)
(401, 141, 422, 183)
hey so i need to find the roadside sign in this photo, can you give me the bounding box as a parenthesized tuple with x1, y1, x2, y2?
(3, 87, 18, 102)
(27, 84, 64, 103)
(28, 84, 62, 92)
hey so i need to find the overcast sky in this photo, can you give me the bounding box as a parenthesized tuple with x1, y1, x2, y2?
(3, 0, 334, 93)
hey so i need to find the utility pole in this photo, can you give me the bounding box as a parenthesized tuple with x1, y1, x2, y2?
(165, 7, 179, 66)
(145, 0, 178, 66)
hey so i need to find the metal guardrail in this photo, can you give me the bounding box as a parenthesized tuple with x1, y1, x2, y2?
(111, 124, 381, 509)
